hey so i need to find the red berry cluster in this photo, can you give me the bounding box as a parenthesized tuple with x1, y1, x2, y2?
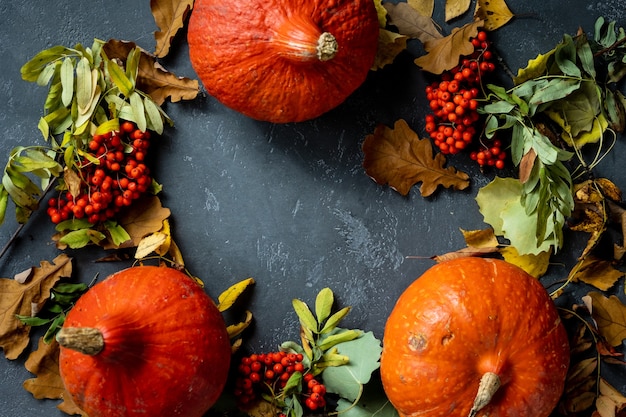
(46, 121, 152, 224)
(424, 30, 506, 169)
(234, 351, 327, 411)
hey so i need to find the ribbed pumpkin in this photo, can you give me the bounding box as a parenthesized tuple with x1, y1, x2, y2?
(380, 257, 569, 417)
(187, 0, 380, 123)
(56, 266, 231, 417)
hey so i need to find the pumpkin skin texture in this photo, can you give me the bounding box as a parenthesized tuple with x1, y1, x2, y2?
(57, 266, 231, 417)
(187, 0, 379, 123)
(380, 258, 569, 417)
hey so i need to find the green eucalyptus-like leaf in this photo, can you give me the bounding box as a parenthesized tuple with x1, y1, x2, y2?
(318, 329, 362, 351)
(76, 57, 93, 114)
(575, 35, 596, 78)
(21, 45, 73, 82)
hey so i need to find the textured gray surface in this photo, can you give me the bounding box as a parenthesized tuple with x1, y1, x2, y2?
(0, 0, 625, 415)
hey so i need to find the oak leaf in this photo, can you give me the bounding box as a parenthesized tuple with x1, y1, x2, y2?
(373, 29, 409, 70)
(150, 0, 194, 58)
(445, 0, 471, 22)
(23, 337, 87, 416)
(474, 0, 514, 31)
(362, 119, 469, 197)
(414, 20, 483, 74)
(383, 2, 442, 43)
(583, 292, 626, 347)
(103, 39, 199, 105)
(407, 0, 434, 17)
(118, 195, 171, 247)
(0, 254, 72, 360)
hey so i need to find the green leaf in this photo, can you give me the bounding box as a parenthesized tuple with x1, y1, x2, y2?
(58, 228, 106, 248)
(60, 57, 75, 107)
(482, 100, 516, 114)
(0, 185, 8, 225)
(292, 298, 318, 333)
(21, 45, 72, 82)
(575, 35, 596, 78)
(103, 221, 131, 246)
(15, 315, 53, 326)
(336, 377, 399, 417)
(282, 371, 303, 397)
(318, 329, 362, 351)
(130, 91, 147, 132)
(103, 51, 133, 97)
(143, 96, 164, 134)
(125, 47, 141, 87)
(321, 331, 382, 402)
(320, 306, 351, 334)
(528, 78, 580, 108)
(76, 57, 93, 114)
(56, 218, 93, 232)
(43, 314, 66, 343)
(315, 288, 334, 324)
(554, 35, 582, 77)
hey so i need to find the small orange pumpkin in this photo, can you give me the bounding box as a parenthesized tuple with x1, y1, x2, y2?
(380, 257, 569, 417)
(187, 0, 380, 123)
(56, 266, 231, 417)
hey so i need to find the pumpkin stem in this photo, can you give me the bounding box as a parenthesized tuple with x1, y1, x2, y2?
(468, 372, 501, 417)
(317, 33, 338, 61)
(56, 327, 104, 356)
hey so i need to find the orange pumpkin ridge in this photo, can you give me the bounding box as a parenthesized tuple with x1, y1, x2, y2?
(187, 0, 380, 123)
(57, 266, 231, 417)
(380, 257, 569, 417)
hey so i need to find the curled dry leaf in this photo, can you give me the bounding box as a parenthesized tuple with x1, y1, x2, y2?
(570, 255, 624, 291)
(0, 254, 72, 360)
(431, 228, 500, 262)
(150, 0, 194, 58)
(445, 0, 471, 22)
(373, 29, 409, 71)
(583, 292, 626, 347)
(103, 39, 199, 105)
(362, 119, 469, 197)
(383, 2, 442, 43)
(414, 20, 483, 74)
(474, 0, 515, 31)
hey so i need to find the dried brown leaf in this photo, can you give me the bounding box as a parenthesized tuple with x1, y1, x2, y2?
(407, 0, 434, 17)
(571, 256, 624, 291)
(445, 0, 471, 22)
(151, 0, 194, 58)
(373, 29, 409, 71)
(23, 337, 87, 416)
(414, 20, 483, 74)
(584, 292, 626, 347)
(432, 246, 498, 263)
(0, 254, 72, 360)
(461, 228, 499, 248)
(383, 2, 442, 42)
(118, 195, 171, 247)
(362, 119, 470, 197)
(596, 378, 626, 417)
(103, 39, 199, 105)
(518, 148, 536, 184)
(474, 0, 515, 31)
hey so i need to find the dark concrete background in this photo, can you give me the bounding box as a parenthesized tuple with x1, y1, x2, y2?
(0, 0, 625, 415)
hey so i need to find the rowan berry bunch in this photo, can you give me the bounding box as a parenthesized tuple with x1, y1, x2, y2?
(424, 30, 506, 169)
(234, 351, 327, 412)
(46, 120, 153, 225)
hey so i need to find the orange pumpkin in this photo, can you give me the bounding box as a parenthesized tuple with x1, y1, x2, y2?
(380, 257, 569, 417)
(187, 0, 379, 123)
(56, 266, 231, 417)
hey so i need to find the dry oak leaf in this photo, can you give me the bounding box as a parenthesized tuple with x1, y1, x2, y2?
(571, 255, 624, 291)
(103, 39, 199, 105)
(373, 29, 409, 70)
(0, 254, 72, 360)
(474, 0, 514, 31)
(383, 2, 442, 43)
(414, 20, 483, 74)
(362, 119, 469, 197)
(407, 0, 434, 18)
(583, 292, 626, 347)
(118, 195, 171, 247)
(445, 0, 471, 22)
(23, 337, 87, 416)
(151, 0, 194, 58)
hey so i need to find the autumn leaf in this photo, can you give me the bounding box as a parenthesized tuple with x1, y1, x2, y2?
(115, 195, 171, 247)
(23, 337, 87, 416)
(596, 378, 626, 417)
(500, 246, 551, 278)
(218, 277, 256, 313)
(362, 119, 470, 197)
(373, 0, 387, 27)
(414, 20, 483, 74)
(559, 356, 598, 414)
(373, 29, 409, 71)
(584, 292, 626, 347)
(103, 39, 199, 105)
(570, 255, 624, 291)
(383, 2, 443, 43)
(150, 0, 194, 58)
(431, 228, 499, 262)
(445, 0, 471, 22)
(0, 254, 72, 360)
(474, 0, 515, 31)
(407, 0, 434, 17)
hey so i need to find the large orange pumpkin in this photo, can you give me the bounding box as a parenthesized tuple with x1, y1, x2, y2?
(56, 266, 231, 417)
(187, 0, 380, 123)
(380, 257, 569, 417)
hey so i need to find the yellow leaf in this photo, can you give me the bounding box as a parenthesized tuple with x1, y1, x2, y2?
(546, 111, 609, 147)
(461, 228, 499, 248)
(373, 29, 408, 71)
(445, 0, 471, 22)
(571, 256, 624, 291)
(500, 246, 551, 278)
(408, 0, 434, 17)
(514, 48, 556, 85)
(584, 292, 626, 347)
(134, 232, 168, 259)
(372, 0, 387, 27)
(217, 277, 255, 312)
(383, 2, 443, 42)
(474, 0, 514, 31)
(227, 310, 253, 339)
